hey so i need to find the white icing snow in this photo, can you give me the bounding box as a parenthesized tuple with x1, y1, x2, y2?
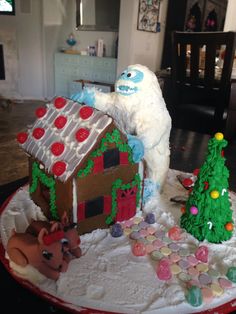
(1, 169, 236, 314)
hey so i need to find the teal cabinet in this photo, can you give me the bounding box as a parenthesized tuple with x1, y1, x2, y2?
(54, 53, 117, 97)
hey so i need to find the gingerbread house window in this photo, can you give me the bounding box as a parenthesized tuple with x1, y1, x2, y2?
(104, 148, 120, 169)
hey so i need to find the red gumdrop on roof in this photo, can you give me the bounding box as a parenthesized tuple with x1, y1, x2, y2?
(75, 128, 90, 142)
(79, 106, 94, 120)
(183, 178, 193, 187)
(54, 116, 67, 129)
(32, 127, 45, 140)
(52, 161, 66, 176)
(54, 97, 67, 109)
(51, 142, 65, 156)
(35, 107, 47, 118)
(17, 132, 28, 144)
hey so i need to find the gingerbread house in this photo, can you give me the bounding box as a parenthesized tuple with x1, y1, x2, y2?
(17, 97, 143, 234)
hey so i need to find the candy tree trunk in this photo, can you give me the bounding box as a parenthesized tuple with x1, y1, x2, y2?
(180, 133, 233, 243)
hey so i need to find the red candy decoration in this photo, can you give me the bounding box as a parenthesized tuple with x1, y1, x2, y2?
(17, 132, 28, 144)
(51, 142, 65, 156)
(79, 106, 94, 120)
(182, 178, 193, 188)
(35, 107, 47, 118)
(54, 116, 67, 129)
(204, 181, 209, 190)
(52, 161, 66, 176)
(168, 226, 182, 241)
(221, 150, 225, 157)
(54, 97, 67, 109)
(32, 127, 45, 140)
(75, 128, 90, 142)
(193, 168, 200, 176)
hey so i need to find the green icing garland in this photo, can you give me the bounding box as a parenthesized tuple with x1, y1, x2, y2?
(77, 129, 134, 178)
(30, 162, 58, 220)
(106, 173, 141, 224)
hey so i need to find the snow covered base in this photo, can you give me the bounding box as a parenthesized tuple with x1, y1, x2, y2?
(1, 169, 236, 314)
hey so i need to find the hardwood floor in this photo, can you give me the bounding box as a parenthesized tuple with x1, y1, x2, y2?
(0, 100, 235, 192)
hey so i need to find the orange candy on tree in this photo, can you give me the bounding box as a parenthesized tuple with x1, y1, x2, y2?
(225, 222, 234, 231)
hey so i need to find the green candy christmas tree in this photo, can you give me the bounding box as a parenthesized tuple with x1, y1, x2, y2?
(180, 132, 234, 243)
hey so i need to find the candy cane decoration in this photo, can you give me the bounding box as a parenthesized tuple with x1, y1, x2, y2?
(221, 188, 227, 196)
(207, 222, 213, 230)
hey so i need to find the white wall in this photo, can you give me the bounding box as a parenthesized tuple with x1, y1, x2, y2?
(0, 0, 44, 99)
(224, 0, 236, 31)
(117, 0, 168, 75)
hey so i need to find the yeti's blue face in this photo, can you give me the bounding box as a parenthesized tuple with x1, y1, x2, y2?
(115, 68, 144, 96)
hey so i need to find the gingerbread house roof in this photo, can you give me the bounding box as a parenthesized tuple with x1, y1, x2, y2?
(17, 97, 113, 182)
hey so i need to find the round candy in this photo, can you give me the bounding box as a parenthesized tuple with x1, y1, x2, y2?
(54, 116, 67, 129)
(190, 206, 198, 215)
(198, 273, 212, 285)
(178, 259, 189, 270)
(168, 226, 182, 241)
(138, 221, 149, 229)
(144, 212, 156, 224)
(132, 242, 146, 256)
(210, 283, 224, 296)
(210, 190, 219, 199)
(181, 206, 186, 213)
(110, 223, 123, 237)
(225, 222, 234, 231)
(51, 142, 65, 156)
(17, 132, 28, 144)
(52, 161, 66, 176)
(147, 226, 156, 235)
(133, 217, 143, 224)
(201, 287, 213, 303)
(156, 258, 172, 281)
(214, 132, 224, 141)
(193, 168, 200, 176)
(54, 97, 67, 109)
(32, 127, 45, 140)
(218, 278, 232, 289)
(160, 247, 172, 256)
(75, 128, 90, 142)
(145, 244, 155, 253)
(188, 267, 199, 277)
(226, 266, 236, 283)
(130, 231, 141, 240)
(170, 264, 181, 275)
(150, 250, 163, 261)
(79, 106, 94, 119)
(169, 253, 181, 263)
(196, 263, 209, 273)
(35, 107, 47, 118)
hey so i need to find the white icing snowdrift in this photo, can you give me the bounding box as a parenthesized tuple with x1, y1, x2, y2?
(1, 169, 236, 314)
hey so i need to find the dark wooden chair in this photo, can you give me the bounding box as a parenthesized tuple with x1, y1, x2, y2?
(170, 31, 236, 137)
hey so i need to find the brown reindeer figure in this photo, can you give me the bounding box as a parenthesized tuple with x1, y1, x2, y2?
(60, 212, 82, 261)
(26, 214, 82, 262)
(7, 227, 68, 280)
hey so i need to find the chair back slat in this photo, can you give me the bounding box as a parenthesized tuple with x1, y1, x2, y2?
(171, 31, 236, 135)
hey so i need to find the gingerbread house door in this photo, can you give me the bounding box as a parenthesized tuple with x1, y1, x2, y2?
(115, 186, 137, 222)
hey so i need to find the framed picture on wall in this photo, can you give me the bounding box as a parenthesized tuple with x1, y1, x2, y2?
(137, 0, 161, 33)
(0, 0, 15, 15)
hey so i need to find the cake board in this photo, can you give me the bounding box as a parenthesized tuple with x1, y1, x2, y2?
(1, 169, 236, 314)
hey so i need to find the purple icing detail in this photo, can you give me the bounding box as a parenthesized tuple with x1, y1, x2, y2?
(168, 243, 180, 251)
(178, 259, 190, 270)
(198, 273, 212, 286)
(138, 221, 149, 229)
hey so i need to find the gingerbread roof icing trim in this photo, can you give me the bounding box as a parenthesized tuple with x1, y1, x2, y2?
(18, 97, 112, 182)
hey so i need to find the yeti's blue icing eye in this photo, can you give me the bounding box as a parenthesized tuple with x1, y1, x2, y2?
(125, 70, 144, 83)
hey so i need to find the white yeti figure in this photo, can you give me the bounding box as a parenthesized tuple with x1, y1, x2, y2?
(72, 64, 172, 202)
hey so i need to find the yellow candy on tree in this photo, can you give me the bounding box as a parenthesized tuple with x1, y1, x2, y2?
(214, 132, 224, 141)
(210, 190, 219, 199)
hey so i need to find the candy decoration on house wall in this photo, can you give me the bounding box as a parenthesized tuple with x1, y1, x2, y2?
(180, 133, 233, 243)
